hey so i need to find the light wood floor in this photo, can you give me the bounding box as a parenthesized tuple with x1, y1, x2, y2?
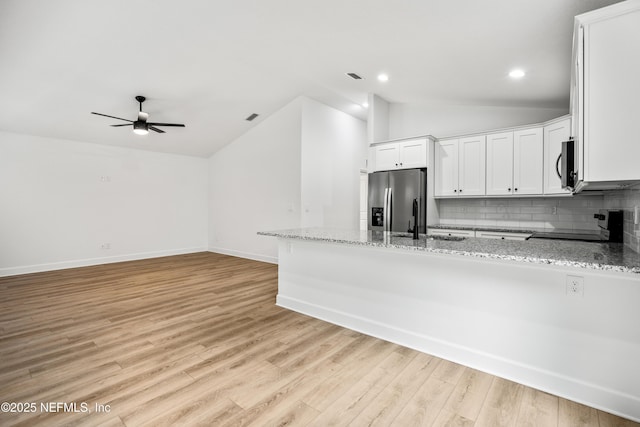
(0, 252, 637, 427)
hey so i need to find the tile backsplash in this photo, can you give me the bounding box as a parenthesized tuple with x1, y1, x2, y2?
(603, 184, 640, 253)
(437, 195, 605, 231)
(437, 184, 640, 253)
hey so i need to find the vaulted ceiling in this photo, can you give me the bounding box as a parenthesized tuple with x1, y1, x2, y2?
(0, 0, 622, 157)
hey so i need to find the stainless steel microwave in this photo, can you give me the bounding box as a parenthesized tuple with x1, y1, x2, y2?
(558, 136, 640, 193)
(556, 137, 576, 190)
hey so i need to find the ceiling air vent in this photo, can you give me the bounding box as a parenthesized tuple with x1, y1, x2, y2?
(346, 72, 363, 80)
(245, 113, 259, 121)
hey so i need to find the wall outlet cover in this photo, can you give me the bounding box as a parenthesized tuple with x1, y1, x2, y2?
(566, 275, 584, 297)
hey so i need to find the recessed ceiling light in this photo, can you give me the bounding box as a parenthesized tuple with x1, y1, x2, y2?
(377, 73, 389, 82)
(509, 69, 526, 79)
(362, 102, 369, 108)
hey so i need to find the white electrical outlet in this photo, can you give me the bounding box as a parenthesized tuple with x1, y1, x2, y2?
(566, 275, 584, 297)
(100, 243, 111, 250)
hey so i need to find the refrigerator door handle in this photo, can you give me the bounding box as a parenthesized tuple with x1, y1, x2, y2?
(383, 188, 388, 231)
(386, 187, 392, 232)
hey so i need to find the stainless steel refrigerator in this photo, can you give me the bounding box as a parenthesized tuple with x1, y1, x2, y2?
(368, 168, 427, 233)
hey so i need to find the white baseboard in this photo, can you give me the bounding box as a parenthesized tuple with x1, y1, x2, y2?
(277, 294, 640, 423)
(2, 246, 277, 277)
(0, 246, 207, 278)
(208, 247, 278, 264)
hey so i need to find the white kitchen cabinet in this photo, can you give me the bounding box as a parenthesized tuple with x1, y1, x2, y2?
(428, 229, 530, 240)
(434, 136, 485, 197)
(475, 231, 532, 241)
(459, 135, 486, 196)
(434, 139, 458, 196)
(486, 132, 514, 195)
(398, 138, 428, 169)
(486, 129, 542, 196)
(571, 2, 640, 189)
(543, 117, 572, 195)
(513, 127, 543, 195)
(374, 144, 400, 171)
(372, 137, 428, 171)
(427, 228, 475, 238)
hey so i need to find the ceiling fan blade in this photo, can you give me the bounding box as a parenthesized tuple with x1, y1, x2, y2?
(110, 124, 131, 127)
(91, 112, 133, 122)
(149, 126, 165, 133)
(147, 122, 185, 127)
(138, 111, 149, 122)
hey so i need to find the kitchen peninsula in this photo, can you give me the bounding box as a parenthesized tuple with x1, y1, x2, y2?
(259, 228, 640, 422)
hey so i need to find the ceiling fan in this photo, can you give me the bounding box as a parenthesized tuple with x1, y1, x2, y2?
(91, 96, 185, 135)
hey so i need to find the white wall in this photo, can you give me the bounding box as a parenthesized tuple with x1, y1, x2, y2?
(208, 98, 303, 263)
(301, 98, 367, 229)
(367, 94, 390, 144)
(0, 131, 208, 276)
(389, 103, 568, 140)
(208, 96, 366, 263)
(0, 95, 366, 275)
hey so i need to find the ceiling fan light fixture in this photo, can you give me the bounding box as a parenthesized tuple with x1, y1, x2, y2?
(92, 96, 185, 135)
(133, 121, 148, 135)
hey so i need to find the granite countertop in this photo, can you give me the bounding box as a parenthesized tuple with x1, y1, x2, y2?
(258, 228, 640, 275)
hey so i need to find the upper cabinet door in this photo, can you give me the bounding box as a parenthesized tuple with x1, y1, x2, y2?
(543, 119, 572, 194)
(373, 144, 400, 171)
(458, 135, 486, 196)
(372, 138, 427, 171)
(486, 132, 514, 195)
(582, 5, 640, 182)
(398, 138, 428, 169)
(434, 139, 459, 197)
(513, 127, 543, 195)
